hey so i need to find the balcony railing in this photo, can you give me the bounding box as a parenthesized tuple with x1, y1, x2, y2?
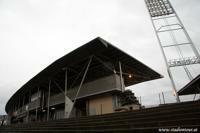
(28, 98, 41, 111)
(17, 105, 26, 114)
(49, 93, 65, 106)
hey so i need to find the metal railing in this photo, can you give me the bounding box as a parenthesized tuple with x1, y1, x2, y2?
(16, 99, 41, 114)
(49, 93, 65, 106)
(137, 90, 200, 108)
(28, 99, 41, 111)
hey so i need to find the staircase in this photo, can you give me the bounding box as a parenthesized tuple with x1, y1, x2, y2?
(1, 100, 200, 132)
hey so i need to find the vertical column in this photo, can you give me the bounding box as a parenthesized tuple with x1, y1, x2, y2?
(23, 96, 25, 106)
(17, 98, 20, 122)
(36, 87, 39, 121)
(18, 98, 20, 112)
(159, 93, 161, 104)
(139, 96, 142, 105)
(27, 90, 31, 122)
(22, 96, 25, 115)
(162, 92, 165, 104)
(119, 61, 125, 92)
(86, 100, 89, 116)
(42, 90, 44, 110)
(47, 80, 51, 121)
(64, 68, 68, 118)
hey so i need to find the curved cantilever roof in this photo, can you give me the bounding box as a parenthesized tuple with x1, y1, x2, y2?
(5, 37, 163, 113)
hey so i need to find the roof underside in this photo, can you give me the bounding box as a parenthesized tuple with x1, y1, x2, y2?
(178, 74, 200, 95)
(6, 37, 162, 113)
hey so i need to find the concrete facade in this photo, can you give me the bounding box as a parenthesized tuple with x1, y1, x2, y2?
(89, 94, 114, 115)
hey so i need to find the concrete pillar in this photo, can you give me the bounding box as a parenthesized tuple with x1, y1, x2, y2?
(64, 68, 69, 118)
(47, 80, 51, 121)
(36, 87, 39, 121)
(119, 61, 125, 92)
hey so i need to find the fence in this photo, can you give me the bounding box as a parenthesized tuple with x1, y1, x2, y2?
(137, 90, 200, 108)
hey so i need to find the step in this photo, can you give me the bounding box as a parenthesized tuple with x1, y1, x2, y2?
(4, 117, 199, 131)
(16, 105, 200, 128)
(4, 112, 200, 131)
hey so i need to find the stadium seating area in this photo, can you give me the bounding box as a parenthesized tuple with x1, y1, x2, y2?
(1, 100, 199, 133)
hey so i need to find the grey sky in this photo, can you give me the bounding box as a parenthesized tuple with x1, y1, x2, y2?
(0, 0, 200, 115)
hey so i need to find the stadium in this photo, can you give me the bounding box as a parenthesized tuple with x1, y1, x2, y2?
(1, 0, 200, 132)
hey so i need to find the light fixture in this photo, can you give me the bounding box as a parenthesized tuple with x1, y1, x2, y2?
(51, 107, 55, 110)
(128, 74, 132, 78)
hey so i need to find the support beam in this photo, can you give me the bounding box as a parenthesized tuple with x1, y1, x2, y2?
(22, 96, 25, 117)
(73, 56, 93, 104)
(53, 80, 65, 95)
(139, 96, 142, 105)
(27, 90, 31, 122)
(64, 68, 68, 118)
(159, 93, 161, 104)
(69, 56, 93, 118)
(65, 69, 67, 95)
(162, 92, 165, 104)
(69, 66, 86, 90)
(52, 78, 73, 119)
(23, 96, 25, 106)
(93, 56, 115, 73)
(119, 61, 125, 92)
(42, 90, 44, 110)
(18, 98, 20, 112)
(47, 80, 51, 121)
(36, 87, 39, 121)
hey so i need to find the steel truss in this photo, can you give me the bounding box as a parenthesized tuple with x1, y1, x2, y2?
(145, 0, 200, 102)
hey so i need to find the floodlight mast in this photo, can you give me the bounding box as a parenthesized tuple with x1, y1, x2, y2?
(144, 0, 200, 103)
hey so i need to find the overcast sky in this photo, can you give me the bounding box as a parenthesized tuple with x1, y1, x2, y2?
(0, 0, 200, 115)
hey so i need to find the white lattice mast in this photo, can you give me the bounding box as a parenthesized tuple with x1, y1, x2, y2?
(144, 0, 200, 102)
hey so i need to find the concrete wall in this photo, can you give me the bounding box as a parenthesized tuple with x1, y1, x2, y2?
(49, 74, 122, 106)
(67, 74, 121, 100)
(89, 94, 114, 115)
(47, 74, 122, 119)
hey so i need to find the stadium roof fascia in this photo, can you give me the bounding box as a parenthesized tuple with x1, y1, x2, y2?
(5, 37, 163, 113)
